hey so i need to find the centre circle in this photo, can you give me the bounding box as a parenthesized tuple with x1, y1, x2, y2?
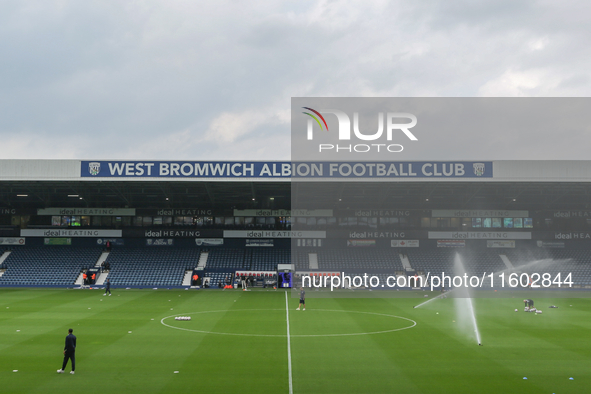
(161, 309, 416, 337)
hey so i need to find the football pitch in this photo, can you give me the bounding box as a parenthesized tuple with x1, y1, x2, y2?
(1, 288, 590, 394)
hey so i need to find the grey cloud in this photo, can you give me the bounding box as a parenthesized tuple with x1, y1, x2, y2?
(0, 0, 590, 160)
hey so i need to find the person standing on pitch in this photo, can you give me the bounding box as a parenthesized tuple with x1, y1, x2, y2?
(296, 287, 305, 310)
(104, 279, 111, 296)
(57, 329, 76, 374)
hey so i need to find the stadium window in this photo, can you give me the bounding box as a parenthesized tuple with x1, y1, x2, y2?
(369, 217, 378, 229)
(215, 217, 224, 227)
(514, 218, 523, 228)
(266, 217, 275, 229)
(492, 218, 502, 228)
(450, 218, 460, 228)
(430, 217, 439, 227)
(204, 217, 213, 226)
(358, 217, 368, 227)
(256, 217, 266, 227)
(306, 217, 316, 226)
(421, 217, 430, 228)
(235, 217, 244, 226)
(143, 216, 152, 226)
(133, 216, 142, 226)
(472, 218, 482, 228)
(51, 216, 61, 226)
(439, 218, 450, 228)
(326, 217, 335, 227)
(27, 215, 50, 226)
(461, 218, 471, 228)
(524, 218, 533, 228)
(339, 218, 348, 227)
(244, 217, 254, 227)
(544, 218, 553, 227)
(81, 216, 90, 226)
(348, 217, 358, 226)
(174, 216, 183, 226)
(153, 216, 163, 226)
(503, 218, 513, 228)
(224, 217, 234, 226)
(483, 218, 492, 228)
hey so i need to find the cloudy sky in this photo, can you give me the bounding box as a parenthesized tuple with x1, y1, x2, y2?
(1, 0, 590, 161)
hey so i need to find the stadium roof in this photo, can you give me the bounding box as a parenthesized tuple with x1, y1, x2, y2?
(1, 160, 591, 210)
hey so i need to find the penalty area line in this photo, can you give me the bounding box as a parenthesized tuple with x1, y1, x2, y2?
(285, 291, 293, 394)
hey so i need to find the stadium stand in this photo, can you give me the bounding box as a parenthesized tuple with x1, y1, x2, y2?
(316, 249, 404, 271)
(207, 272, 233, 288)
(104, 247, 199, 287)
(206, 248, 249, 269)
(250, 248, 290, 270)
(0, 247, 101, 286)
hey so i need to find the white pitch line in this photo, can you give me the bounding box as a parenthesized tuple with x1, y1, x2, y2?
(285, 291, 293, 394)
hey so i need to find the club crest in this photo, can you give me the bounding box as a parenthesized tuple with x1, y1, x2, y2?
(88, 162, 101, 176)
(473, 163, 485, 177)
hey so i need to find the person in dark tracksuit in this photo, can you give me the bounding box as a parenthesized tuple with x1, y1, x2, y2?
(104, 279, 111, 296)
(524, 299, 534, 308)
(57, 329, 76, 374)
(296, 287, 306, 310)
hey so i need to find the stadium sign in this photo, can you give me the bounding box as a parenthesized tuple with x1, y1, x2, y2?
(0, 237, 25, 245)
(146, 239, 174, 246)
(195, 239, 224, 246)
(234, 209, 333, 217)
(223, 230, 326, 239)
(348, 231, 409, 239)
(391, 240, 419, 247)
(537, 241, 565, 248)
(428, 231, 532, 240)
(432, 210, 529, 218)
(350, 210, 411, 217)
(37, 208, 136, 216)
(81, 161, 291, 178)
(122, 229, 223, 238)
(291, 162, 492, 178)
(0, 208, 36, 215)
(80, 161, 491, 178)
(554, 232, 591, 239)
(486, 240, 515, 248)
(21, 229, 122, 237)
(550, 210, 591, 218)
(140, 209, 220, 216)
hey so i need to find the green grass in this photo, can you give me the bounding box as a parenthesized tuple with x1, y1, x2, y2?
(1, 288, 590, 394)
